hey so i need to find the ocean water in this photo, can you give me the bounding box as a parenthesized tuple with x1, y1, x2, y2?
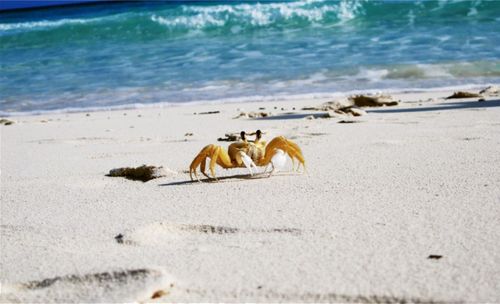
(1, 0, 499, 115)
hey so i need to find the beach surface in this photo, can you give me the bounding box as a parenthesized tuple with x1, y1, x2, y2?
(1, 89, 499, 302)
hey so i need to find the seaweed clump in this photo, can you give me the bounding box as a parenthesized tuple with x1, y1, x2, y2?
(445, 91, 481, 99)
(0, 118, 14, 126)
(107, 165, 167, 182)
(479, 86, 499, 96)
(233, 112, 272, 119)
(302, 94, 398, 118)
(348, 94, 399, 107)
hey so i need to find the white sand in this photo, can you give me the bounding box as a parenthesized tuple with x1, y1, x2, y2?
(1, 89, 499, 302)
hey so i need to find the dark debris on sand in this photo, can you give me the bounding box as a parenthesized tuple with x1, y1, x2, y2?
(218, 133, 240, 142)
(349, 94, 399, 107)
(445, 91, 482, 99)
(338, 120, 362, 124)
(0, 118, 14, 126)
(234, 111, 272, 119)
(195, 111, 220, 115)
(479, 85, 499, 96)
(302, 94, 398, 119)
(114, 234, 124, 244)
(107, 165, 166, 182)
(23, 269, 154, 290)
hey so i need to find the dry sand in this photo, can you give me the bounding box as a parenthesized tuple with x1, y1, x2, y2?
(1, 89, 499, 302)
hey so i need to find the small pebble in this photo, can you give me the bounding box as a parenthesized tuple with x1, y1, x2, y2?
(151, 290, 167, 299)
(114, 234, 124, 244)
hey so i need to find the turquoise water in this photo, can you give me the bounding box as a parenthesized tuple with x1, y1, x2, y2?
(1, 0, 500, 114)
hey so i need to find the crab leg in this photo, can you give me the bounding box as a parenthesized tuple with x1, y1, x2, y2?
(209, 147, 220, 179)
(239, 151, 257, 176)
(200, 155, 209, 179)
(189, 144, 214, 181)
(258, 136, 305, 172)
(190, 144, 234, 181)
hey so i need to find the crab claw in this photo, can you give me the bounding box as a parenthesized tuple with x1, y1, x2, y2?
(268, 149, 286, 176)
(239, 151, 257, 176)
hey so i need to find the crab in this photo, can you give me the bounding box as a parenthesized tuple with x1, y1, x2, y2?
(189, 130, 305, 181)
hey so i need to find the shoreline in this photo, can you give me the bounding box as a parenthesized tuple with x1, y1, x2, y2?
(1, 87, 499, 302)
(1, 83, 498, 117)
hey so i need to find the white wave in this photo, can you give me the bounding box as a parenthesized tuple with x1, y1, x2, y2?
(467, 7, 478, 16)
(437, 35, 451, 42)
(355, 68, 390, 82)
(151, 14, 224, 29)
(242, 50, 264, 58)
(416, 64, 454, 78)
(151, 0, 364, 30)
(268, 72, 329, 88)
(0, 12, 134, 33)
(407, 9, 416, 27)
(335, 0, 364, 23)
(181, 84, 231, 92)
(0, 17, 106, 32)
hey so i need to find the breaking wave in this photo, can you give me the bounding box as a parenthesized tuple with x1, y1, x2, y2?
(0, 17, 99, 31)
(150, 0, 364, 30)
(1, 0, 499, 113)
(2, 0, 497, 35)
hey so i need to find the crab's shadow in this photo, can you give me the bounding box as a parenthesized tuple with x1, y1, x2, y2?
(158, 172, 299, 187)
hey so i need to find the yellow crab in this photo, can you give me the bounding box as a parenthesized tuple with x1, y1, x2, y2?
(189, 130, 305, 181)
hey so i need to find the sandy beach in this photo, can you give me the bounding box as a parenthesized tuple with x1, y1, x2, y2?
(1, 88, 499, 302)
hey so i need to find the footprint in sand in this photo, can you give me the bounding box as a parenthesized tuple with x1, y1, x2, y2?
(0, 268, 174, 303)
(116, 223, 302, 246)
(29, 137, 115, 145)
(370, 140, 404, 147)
(182, 287, 443, 303)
